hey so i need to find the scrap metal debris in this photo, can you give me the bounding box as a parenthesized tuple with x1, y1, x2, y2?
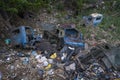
(0, 23, 120, 80)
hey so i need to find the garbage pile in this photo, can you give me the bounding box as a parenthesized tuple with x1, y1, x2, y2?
(0, 49, 60, 80)
(0, 22, 120, 80)
(0, 43, 120, 80)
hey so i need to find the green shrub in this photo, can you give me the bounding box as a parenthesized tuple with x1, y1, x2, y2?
(0, 0, 49, 14)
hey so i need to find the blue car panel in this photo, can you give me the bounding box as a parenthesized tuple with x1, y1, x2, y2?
(63, 28, 84, 47)
(11, 26, 34, 47)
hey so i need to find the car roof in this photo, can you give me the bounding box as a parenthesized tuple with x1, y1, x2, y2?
(90, 13, 103, 18)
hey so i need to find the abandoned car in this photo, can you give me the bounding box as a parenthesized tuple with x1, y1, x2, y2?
(83, 13, 103, 26)
(41, 23, 85, 49)
(11, 26, 41, 48)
